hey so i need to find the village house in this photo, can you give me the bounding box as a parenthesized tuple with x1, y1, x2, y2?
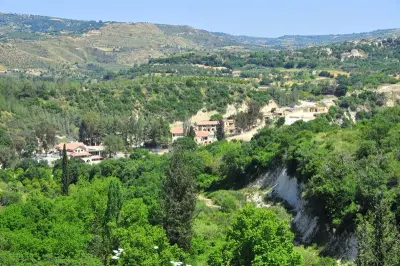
(264, 104, 328, 125)
(224, 119, 236, 135)
(232, 70, 241, 77)
(56, 142, 105, 164)
(195, 131, 216, 145)
(194, 120, 219, 132)
(195, 120, 237, 135)
(170, 119, 236, 144)
(170, 127, 185, 142)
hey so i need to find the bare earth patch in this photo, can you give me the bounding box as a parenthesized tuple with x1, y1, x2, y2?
(377, 84, 400, 107)
(198, 194, 221, 209)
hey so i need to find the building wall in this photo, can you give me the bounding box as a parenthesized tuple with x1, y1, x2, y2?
(197, 125, 217, 132)
(74, 147, 85, 153)
(172, 133, 184, 142)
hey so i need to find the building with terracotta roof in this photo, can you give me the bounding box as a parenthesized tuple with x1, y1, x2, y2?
(195, 119, 236, 136)
(56, 142, 105, 164)
(170, 127, 184, 142)
(195, 131, 216, 145)
(56, 142, 86, 153)
(194, 120, 219, 132)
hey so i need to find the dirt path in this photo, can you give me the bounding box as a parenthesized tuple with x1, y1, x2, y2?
(198, 194, 221, 209)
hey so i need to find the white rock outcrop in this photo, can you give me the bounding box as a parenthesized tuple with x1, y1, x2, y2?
(250, 167, 357, 260)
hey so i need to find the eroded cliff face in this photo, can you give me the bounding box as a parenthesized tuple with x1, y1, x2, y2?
(250, 168, 357, 260)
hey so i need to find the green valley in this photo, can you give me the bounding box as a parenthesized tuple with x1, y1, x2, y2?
(0, 10, 400, 266)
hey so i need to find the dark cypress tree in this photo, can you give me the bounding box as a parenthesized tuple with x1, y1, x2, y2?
(188, 126, 196, 139)
(162, 150, 197, 251)
(216, 120, 225, 141)
(61, 144, 69, 195)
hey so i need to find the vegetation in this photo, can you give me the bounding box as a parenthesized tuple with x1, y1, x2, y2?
(1, 11, 400, 266)
(208, 205, 303, 265)
(61, 144, 69, 195)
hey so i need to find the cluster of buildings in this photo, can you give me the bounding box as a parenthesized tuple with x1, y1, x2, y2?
(264, 104, 328, 125)
(170, 119, 236, 145)
(55, 142, 105, 164)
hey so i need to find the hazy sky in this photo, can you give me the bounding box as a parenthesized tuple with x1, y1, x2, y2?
(1, 0, 399, 37)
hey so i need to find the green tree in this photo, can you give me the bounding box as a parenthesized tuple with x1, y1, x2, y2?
(61, 144, 69, 195)
(162, 150, 197, 251)
(356, 195, 400, 266)
(277, 117, 286, 127)
(104, 179, 123, 229)
(35, 122, 56, 154)
(148, 117, 170, 147)
(172, 137, 197, 151)
(103, 135, 124, 158)
(209, 205, 303, 266)
(0, 145, 16, 169)
(103, 179, 123, 261)
(210, 113, 224, 121)
(79, 112, 103, 146)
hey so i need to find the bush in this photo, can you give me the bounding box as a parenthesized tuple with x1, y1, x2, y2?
(318, 71, 334, 78)
(209, 190, 239, 213)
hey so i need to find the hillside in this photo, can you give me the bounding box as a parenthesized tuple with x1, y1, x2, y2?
(0, 13, 248, 72)
(2, 10, 400, 266)
(0, 12, 400, 75)
(218, 28, 400, 47)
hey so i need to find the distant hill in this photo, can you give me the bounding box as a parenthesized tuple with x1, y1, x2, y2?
(0, 12, 399, 73)
(218, 29, 400, 47)
(0, 13, 249, 72)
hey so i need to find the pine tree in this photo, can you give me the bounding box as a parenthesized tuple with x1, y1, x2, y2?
(61, 144, 69, 195)
(356, 195, 400, 266)
(162, 150, 197, 251)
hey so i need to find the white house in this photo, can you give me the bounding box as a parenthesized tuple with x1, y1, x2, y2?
(170, 128, 185, 142)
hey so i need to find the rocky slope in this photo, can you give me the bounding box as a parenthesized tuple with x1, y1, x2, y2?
(250, 167, 358, 261)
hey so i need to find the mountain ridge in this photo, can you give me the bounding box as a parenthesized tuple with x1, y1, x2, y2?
(2, 11, 399, 43)
(0, 12, 399, 72)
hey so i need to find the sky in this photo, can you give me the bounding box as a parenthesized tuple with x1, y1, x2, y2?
(0, 0, 399, 37)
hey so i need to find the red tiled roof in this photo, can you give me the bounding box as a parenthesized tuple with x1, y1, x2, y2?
(196, 131, 210, 137)
(56, 142, 86, 151)
(196, 121, 219, 126)
(170, 128, 184, 134)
